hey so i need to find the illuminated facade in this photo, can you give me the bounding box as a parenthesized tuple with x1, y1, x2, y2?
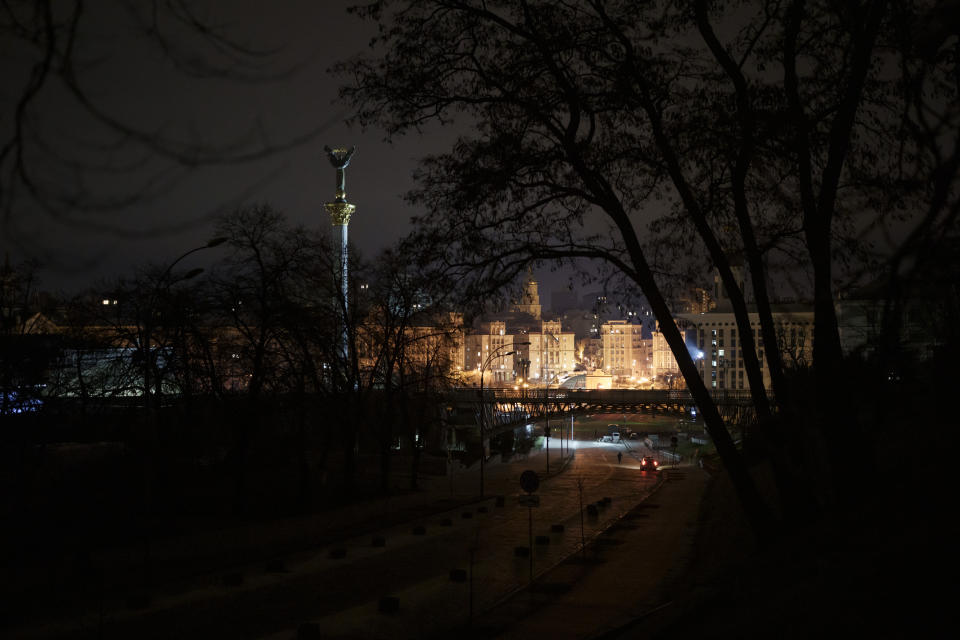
(678, 266, 813, 391)
(651, 323, 680, 380)
(528, 320, 576, 383)
(601, 320, 646, 379)
(464, 322, 521, 385)
(683, 309, 814, 391)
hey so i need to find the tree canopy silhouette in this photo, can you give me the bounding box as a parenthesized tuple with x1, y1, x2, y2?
(1, 1, 321, 254)
(339, 0, 958, 540)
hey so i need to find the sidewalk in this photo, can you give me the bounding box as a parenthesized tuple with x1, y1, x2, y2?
(8, 444, 577, 639)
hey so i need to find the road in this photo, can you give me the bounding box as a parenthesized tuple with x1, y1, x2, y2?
(264, 440, 662, 639)
(14, 439, 664, 639)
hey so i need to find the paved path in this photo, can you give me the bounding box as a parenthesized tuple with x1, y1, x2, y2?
(260, 440, 667, 639)
(472, 465, 707, 639)
(11, 438, 707, 640)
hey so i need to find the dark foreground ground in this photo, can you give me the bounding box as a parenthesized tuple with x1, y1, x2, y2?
(4, 441, 950, 639)
(642, 459, 952, 638)
(448, 452, 952, 640)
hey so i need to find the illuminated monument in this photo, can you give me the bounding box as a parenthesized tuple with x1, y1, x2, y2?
(324, 145, 356, 361)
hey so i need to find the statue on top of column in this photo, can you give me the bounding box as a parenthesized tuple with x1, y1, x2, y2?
(324, 145, 356, 201)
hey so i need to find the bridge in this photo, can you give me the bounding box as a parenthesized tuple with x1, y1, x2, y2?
(443, 388, 759, 441)
(446, 387, 755, 410)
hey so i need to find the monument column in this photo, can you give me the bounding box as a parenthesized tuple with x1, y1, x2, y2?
(324, 146, 356, 361)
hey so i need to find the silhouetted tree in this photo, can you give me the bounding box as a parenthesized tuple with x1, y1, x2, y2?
(0, 258, 51, 415)
(1, 1, 322, 277)
(359, 250, 462, 491)
(211, 205, 330, 511)
(340, 0, 958, 538)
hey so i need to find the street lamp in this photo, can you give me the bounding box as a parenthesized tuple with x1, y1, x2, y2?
(479, 341, 529, 497)
(158, 236, 227, 283)
(143, 236, 227, 402)
(135, 236, 226, 592)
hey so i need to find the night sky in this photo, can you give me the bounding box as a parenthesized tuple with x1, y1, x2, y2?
(1, 1, 477, 294)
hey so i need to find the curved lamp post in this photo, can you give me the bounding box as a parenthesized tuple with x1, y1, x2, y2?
(136, 236, 227, 594)
(479, 341, 529, 497)
(143, 236, 227, 402)
(159, 236, 227, 283)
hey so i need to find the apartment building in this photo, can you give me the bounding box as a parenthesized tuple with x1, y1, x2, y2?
(651, 323, 679, 379)
(527, 319, 576, 383)
(601, 319, 646, 378)
(464, 321, 521, 385)
(683, 307, 814, 391)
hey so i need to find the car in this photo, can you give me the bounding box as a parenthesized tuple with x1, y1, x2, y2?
(640, 456, 660, 471)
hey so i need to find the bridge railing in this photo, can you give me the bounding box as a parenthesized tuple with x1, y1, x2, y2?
(448, 387, 758, 407)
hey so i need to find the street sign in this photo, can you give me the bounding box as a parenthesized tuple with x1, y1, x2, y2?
(518, 494, 540, 507)
(519, 469, 540, 493)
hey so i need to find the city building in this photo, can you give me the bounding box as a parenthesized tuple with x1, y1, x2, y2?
(678, 265, 814, 392)
(464, 321, 522, 385)
(510, 273, 542, 320)
(577, 336, 602, 371)
(651, 322, 680, 383)
(527, 319, 576, 383)
(682, 307, 814, 391)
(601, 319, 646, 380)
(400, 315, 466, 383)
(675, 285, 715, 315)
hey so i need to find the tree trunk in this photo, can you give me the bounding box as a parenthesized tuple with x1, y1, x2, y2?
(620, 229, 777, 542)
